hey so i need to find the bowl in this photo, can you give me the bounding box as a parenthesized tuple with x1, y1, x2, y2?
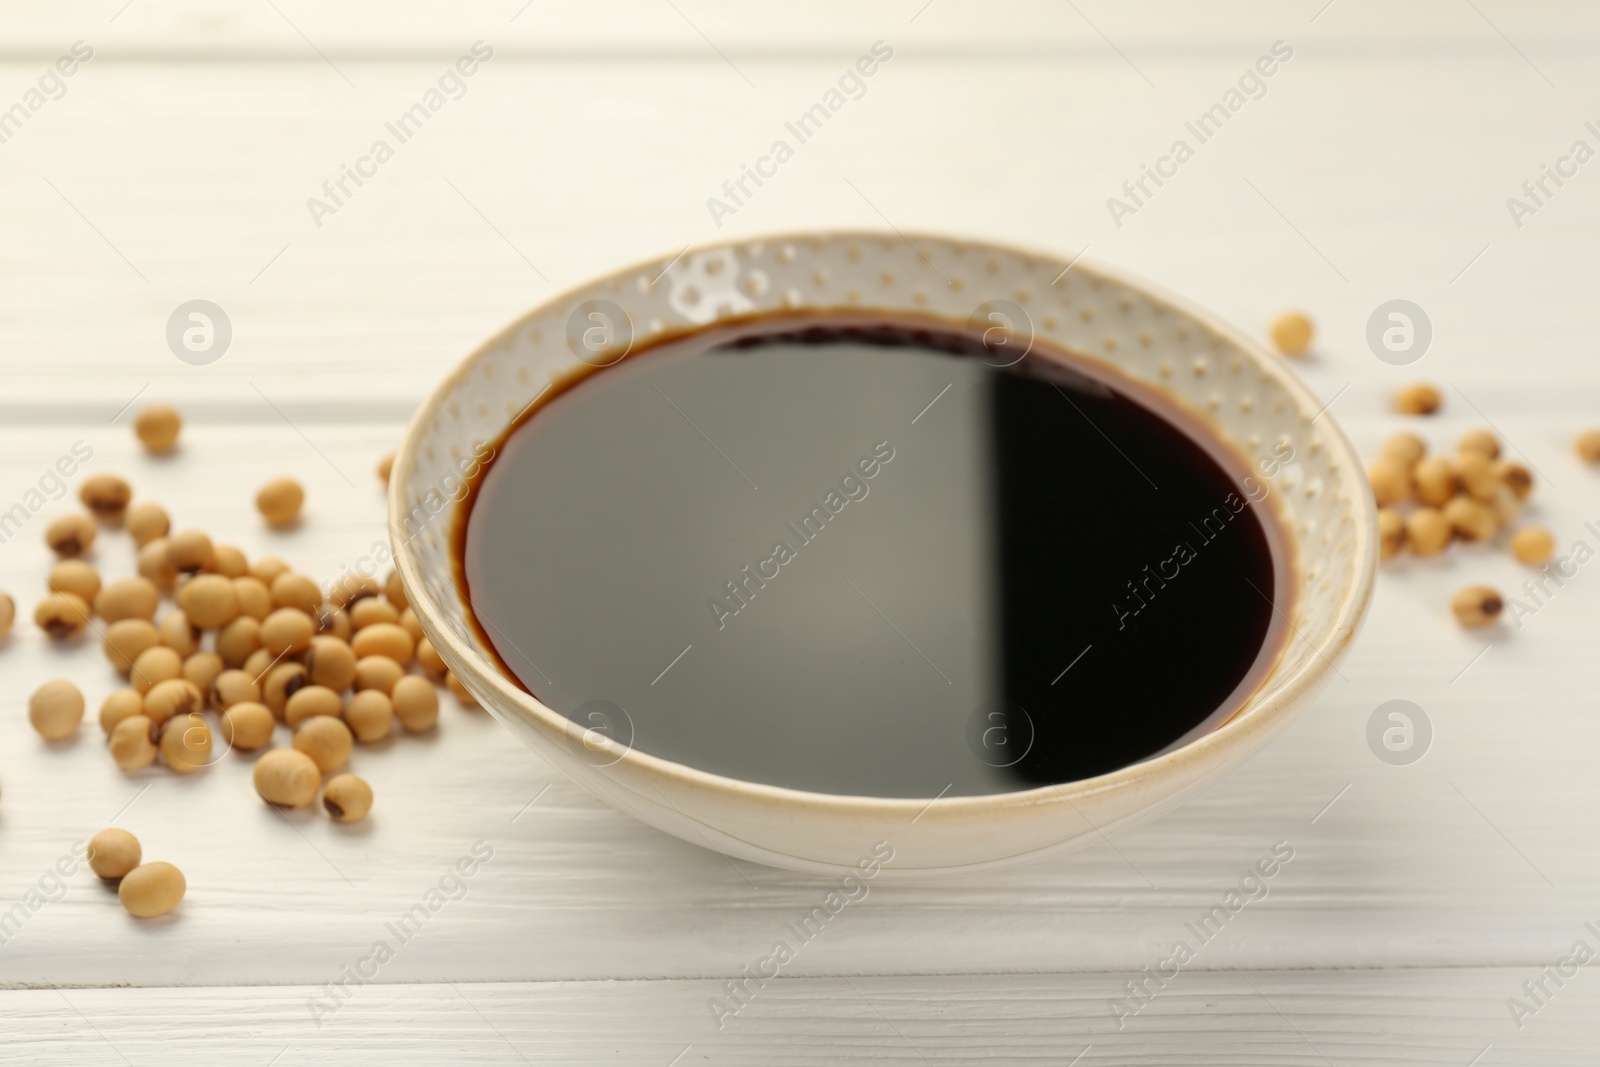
(389, 230, 1377, 876)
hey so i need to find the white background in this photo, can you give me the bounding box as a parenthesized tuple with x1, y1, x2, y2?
(1, 1, 1598, 1062)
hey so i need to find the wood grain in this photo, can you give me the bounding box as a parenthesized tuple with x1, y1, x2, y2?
(1, 2, 1599, 1057)
(0, 418, 1596, 993)
(3, 18, 1600, 414)
(4, 970, 1597, 1064)
(9, 0, 1598, 58)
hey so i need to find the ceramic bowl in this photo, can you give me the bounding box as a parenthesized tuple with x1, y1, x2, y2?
(389, 230, 1377, 876)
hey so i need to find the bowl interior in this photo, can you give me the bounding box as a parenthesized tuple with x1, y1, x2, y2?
(392, 231, 1373, 805)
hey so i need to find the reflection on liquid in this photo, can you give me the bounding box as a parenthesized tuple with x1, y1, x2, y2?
(459, 315, 1287, 797)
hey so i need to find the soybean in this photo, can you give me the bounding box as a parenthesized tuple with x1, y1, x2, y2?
(99, 689, 144, 733)
(137, 539, 179, 593)
(1455, 452, 1500, 503)
(293, 715, 353, 773)
(1452, 585, 1503, 627)
(249, 556, 291, 586)
(354, 655, 405, 694)
(392, 675, 439, 733)
(133, 405, 182, 454)
(344, 689, 394, 742)
(96, 577, 160, 624)
(165, 529, 214, 574)
(118, 861, 185, 918)
(1577, 429, 1600, 465)
(143, 679, 202, 727)
(1377, 509, 1405, 561)
(377, 452, 395, 485)
(321, 607, 353, 642)
(216, 616, 263, 668)
(182, 652, 224, 699)
(110, 715, 158, 770)
(1406, 508, 1452, 557)
(130, 646, 183, 695)
(1444, 496, 1498, 542)
(1497, 460, 1534, 501)
(1269, 311, 1313, 356)
(323, 774, 373, 822)
(232, 577, 273, 621)
(1458, 428, 1500, 459)
(285, 684, 342, 729)
(159, 713, 212, 771)
(220, 702, 275, 750)
(1395, 383, 1441, 415)
(45, 513, 96, 558)
(398, 608, 423, 644)
(35, 593, 91, 639)
(29, 679, 85, 739)
(383, 569, 407, 610)
(416, 637, 446, 679)
(1511, 526, 1556, 565)
(262, 662, 309, 718)
(1413, 457, 1456, 508)
(103, 618, 160, 674)
(1368, 458, 1411, 507)
(256, 478, 305, 528)
(158, 611, 202, 657)
(126, 501, 170, 547)
(306, 635, 357, 691)
(48, 559, 101, 601)
(328, 573, 379, 609)
(271, 572, 323, 615)
(207, 544, 249, 579)
(80, 474, 132, 523)
(352, 622, 414, 665)
(350, 597, 399, 630)
(1380, 432, 1426, 468)
(88, 828, 141, 880)
(253, 748, 321, 808)
(242, 647, 274, 680)
(261, 607, 314, 657)
(177, 574, 238, 630)
(209, 669, 261, 710)
(0, 592, 12, 638)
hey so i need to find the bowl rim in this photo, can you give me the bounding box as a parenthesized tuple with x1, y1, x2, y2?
(390, 227, 1378, 819)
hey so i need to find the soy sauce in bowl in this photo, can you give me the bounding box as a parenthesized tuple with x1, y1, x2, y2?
(454, 312, 1291, 798)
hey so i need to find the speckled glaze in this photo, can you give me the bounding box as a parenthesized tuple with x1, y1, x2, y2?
(390, 231, 1378, 876)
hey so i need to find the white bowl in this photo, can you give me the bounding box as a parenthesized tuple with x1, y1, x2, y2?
(390, 230, 1377, 877)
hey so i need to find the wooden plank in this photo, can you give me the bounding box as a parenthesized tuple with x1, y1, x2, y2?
(8, 0, 1598, 57)
(3, 970, 1596, 1065)
(1, 39, 1599, 414)
(1, 12, 1598, 1011)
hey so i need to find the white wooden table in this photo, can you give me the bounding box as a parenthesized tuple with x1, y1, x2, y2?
(3, 2, 1599, 1062)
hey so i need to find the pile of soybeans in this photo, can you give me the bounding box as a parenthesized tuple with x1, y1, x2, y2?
(1269, 312, 1600, 629)
(1, 405, 472, 918)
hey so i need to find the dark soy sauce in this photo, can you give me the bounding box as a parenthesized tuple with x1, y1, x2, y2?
(456, 312, 1291, 798)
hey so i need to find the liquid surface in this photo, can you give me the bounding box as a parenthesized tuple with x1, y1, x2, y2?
(458, 314, 1290, 798)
